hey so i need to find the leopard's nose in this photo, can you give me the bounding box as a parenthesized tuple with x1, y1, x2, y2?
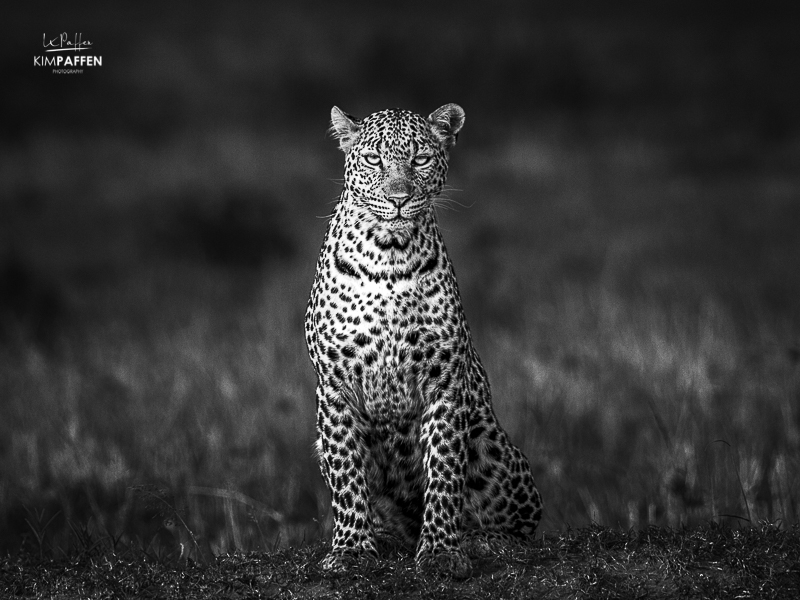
(388, 193, 410, 208)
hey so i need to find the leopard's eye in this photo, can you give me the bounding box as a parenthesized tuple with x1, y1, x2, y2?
(362, 153, 382, 167)
(412, 155, 432, 167)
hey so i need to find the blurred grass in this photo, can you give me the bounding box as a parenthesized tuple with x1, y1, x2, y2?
(1, 1, 799, 556)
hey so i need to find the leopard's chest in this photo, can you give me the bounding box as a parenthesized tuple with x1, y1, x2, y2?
(308, 245, 464, 422)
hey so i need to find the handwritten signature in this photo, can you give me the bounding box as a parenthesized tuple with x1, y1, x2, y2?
(43, 33, 93, 52)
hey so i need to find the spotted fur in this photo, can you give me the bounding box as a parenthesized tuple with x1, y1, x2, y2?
(305, 104, 543, 578)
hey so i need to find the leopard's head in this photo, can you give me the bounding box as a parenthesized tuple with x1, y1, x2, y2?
(330, 104, 465, 229)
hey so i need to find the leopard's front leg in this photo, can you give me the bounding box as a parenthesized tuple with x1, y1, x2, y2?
(315, 383, 378, 571)
(415, 370, 471, 579)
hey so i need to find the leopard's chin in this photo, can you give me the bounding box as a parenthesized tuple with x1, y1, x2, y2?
(379, 215, 413, 229)
(371, 223, 414, 251)
(362, 207, 417, 240)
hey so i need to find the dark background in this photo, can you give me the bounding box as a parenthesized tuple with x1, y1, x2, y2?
(2, 1, 799, 556)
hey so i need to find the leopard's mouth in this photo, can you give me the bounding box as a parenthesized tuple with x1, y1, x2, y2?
(363, 197, 429, 223)
(379, 213, 412, 225)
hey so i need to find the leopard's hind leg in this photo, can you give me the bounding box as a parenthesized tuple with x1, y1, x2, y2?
(463, 415, 543, 551)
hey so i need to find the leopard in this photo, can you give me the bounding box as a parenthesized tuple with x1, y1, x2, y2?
(304, 103, 543, 578)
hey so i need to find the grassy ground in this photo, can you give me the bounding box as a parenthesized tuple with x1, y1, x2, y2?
(3, 524, 799, 599)
(2, 0, 800, 559)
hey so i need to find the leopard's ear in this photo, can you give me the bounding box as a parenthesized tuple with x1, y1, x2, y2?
(330, 106, 361, 152)
(428, 103, 465, 149)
